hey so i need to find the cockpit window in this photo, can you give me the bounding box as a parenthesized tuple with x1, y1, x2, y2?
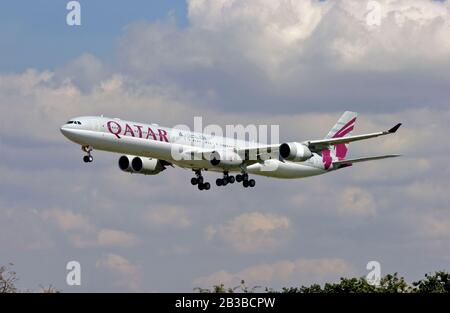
(66, 121, 82, 125)
(67, 121, 74, 124)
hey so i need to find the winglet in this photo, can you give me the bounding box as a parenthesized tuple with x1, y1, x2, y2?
(388, 123, 402, 133)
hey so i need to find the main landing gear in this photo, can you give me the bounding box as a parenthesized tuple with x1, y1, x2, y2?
(215, 171, 235, 186)
(216, 171, 255, 188)
(191, 170, 210, 191)
(82, 145, 94, 163)
(191, 169, 255, 190)
(236, 172, 256, 188)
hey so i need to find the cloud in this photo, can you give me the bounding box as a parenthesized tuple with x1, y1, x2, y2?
(144, 206, 192, 229)
(206, 212, 290, 253)
(41, 208, 95, 232)
(54, 53, 111, 92)
(68, 229, 140, 249)
(0, 204, 53, 251)
(405, 180, 450, 206)
(419, 215, 450, 239)
(42, 208, 139, 248)
(116, 0, 450, 113)
(193, 257, 356, 288)
(338, 187, 377, 217)
(186, 0, 450, 70)
(97, 229, 140, 247)
(96, 254, 141, 290)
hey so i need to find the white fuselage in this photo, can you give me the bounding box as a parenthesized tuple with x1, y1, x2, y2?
(60, 116, 329, 179)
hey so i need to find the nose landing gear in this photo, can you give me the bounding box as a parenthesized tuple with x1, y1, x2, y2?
(82, 146, 94, 163)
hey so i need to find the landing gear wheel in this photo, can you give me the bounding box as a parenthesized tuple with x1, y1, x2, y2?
(243, 180, 249, 188)
(243, 173, 248, 181)
(192, 170, 205, 188)
(222, 179, 228, 186)
(236, 174, 243, 182)
(248, 179, 256, 188)
(228, 176, 235, 184)
(216, 178, 223, 186)
(204, 182, 211, 190)
(82, 146, 93, 163)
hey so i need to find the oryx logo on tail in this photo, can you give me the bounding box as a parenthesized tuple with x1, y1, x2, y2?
(322, 111, 358, 169)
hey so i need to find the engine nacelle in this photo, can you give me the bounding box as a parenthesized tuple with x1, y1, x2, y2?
(118, 155, 165, 175)
(209, 150, 243, 169)
(279, 142, 312, 161)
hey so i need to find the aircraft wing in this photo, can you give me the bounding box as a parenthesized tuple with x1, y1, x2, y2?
(304, 123, 402, 151)
(235, 144, 281, 163)
(332, 154, 401, 167)
(233, 123, 401, 160)
(177, 123, 401, 165)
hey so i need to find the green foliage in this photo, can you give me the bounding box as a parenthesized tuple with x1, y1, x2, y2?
(413, 271, 450, 293)
(1, 263, 448, 293)
(194, 280, 262, 293)
(195, 271, 450, 293)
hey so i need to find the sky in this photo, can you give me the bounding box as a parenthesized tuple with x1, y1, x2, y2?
(0, 0, 449, 292)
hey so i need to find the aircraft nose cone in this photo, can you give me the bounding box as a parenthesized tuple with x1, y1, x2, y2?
(60, 125, 74, 138)
(60, 125, 68, 136)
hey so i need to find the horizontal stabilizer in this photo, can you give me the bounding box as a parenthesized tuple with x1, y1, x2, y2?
(305, 123, 402, 151)
(333, 154, 401, 166)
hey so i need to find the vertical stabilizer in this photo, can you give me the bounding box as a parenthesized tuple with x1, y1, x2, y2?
(325, 111, 358, 160)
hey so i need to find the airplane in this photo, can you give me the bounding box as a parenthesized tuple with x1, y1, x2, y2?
(60, 111, 401, 191)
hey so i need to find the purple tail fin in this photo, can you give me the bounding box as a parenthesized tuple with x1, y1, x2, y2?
(325, 111, 358, 160)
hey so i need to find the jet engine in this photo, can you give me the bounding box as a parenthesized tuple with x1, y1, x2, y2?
(118, 155, 165, 175)
(279, 142, 312, 161)
(209, 150, 243, 169)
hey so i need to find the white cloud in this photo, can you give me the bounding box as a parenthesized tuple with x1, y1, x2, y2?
(97, 229, 140, 247)
(42, 208, 139, 248)
(96, 254, 141, 290)
(114, 0, 450, 114)
(0, 68, 194, 145)
(0, 204, 53, 250)
(144, 206, 192, 229)
(405, 180, 450, 205)
(41, 208, 95, 232)
(122, 0, 450, 74)
(193, 257, 356, 288)
(338, 187, 376, 217)
(206, 212, 290, 253)
(419, 215, 450, 239)
(54, 53, 110, 92)
(68, 229, 140, 249)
